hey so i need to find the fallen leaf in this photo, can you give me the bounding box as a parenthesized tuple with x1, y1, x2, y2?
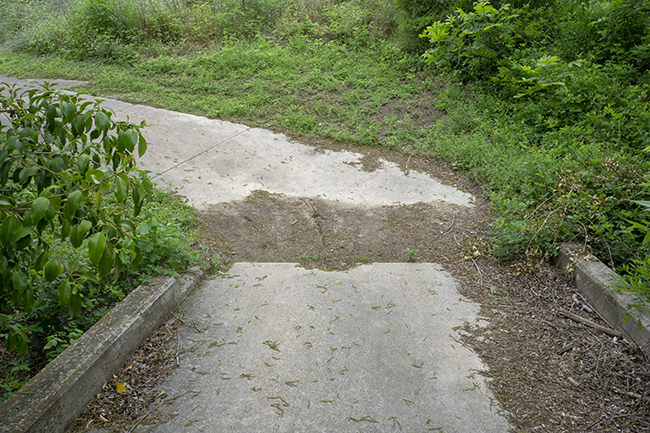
(116, 382, 127, 393)
(99, 414, 109, 423)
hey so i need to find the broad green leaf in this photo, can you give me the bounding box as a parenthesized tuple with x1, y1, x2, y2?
(85, 169, 104, 184)
(0, 159, 12, 186)
(23, 289, 34, 314)
(1, 215, 16, 245)
(21, 210, 33, 226)
(18, 127, 38, 143)
(82, 110, 94, 132)
(88, 232, 106, 266)
(132, 245, 143, 267)
(96, 182, 110, 195)
(92, 191, 102, 209)
(19, 166, 39, 184)
(15, 333, 27, 357)
(138, 133, 147, 157)
(6, 333, 15, 352)
(31, 197, 50, 224)
(0, 256, 7, 278)
(49, 155, 64, 173)
(73, 116, 84, 136)
(78, 153, 90, 173)
(98, 246, 113, 277)
(46, 203, 56, 220)
(12, 271, 27, 293)
(119, 219, 136, 232)
(44, 258, 63, 282)
(132, 185, 145, 216)
(35, 250, 49, 272)
(115, 175, 127, 203)
(69, 293, 82, 316)
(58, 280, 71, 306)
(79, 101, 94, 111)
(7, 136, 23, 153)
(0, 195, 15, 208)
(95, 111, 110, 134)
(124, 129, 138, 153)
(13, 226, 32, 245)
(70, 220, 92, 248)
(46, 104, 57, 125)
(65, 190, 83, 218)
(79, 219, 92, 235)
(60, 220, 71, 241)
(61, 102, 75, 122)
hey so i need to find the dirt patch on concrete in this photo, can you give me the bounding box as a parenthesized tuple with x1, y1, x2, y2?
(200, 190, 482, 271)
(69, 144, 650, 433)
(198, 141, 486, 271)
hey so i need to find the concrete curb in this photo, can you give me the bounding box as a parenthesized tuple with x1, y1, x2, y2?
(0, 267, 204, 433)
(557, 243, 650, 357)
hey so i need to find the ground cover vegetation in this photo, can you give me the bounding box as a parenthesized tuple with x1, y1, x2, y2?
(0, 0, 649, 408)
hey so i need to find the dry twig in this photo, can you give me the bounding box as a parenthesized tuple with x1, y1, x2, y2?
(558, 308, 623, 338)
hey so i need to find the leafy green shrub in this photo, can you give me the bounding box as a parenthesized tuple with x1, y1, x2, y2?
(132, 190, 203, 276)
(0, 82, 152, 356)
(419, 1, 519, 80)
(392, 0, 456, 52)
(556, 0, 650, 70)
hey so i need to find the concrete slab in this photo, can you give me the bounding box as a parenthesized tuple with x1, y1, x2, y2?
(144, 263, 509, 433)
(107, 104, 474, 209)
(136, 126, 473, 209)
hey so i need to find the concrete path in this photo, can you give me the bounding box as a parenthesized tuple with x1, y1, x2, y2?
(2, 77, 510, 432)
(156, 263, 506, 432)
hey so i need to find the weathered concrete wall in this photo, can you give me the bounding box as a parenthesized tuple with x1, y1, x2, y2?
(557, 243, 650, 356)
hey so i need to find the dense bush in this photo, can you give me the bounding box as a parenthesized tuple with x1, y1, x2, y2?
(0, 83, 202, 369)
(418, 0, 650, 288)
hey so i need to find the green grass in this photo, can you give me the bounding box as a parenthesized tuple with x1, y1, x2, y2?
(0, 40, 432, 150)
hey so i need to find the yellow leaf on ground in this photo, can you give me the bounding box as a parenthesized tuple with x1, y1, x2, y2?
(116, 382, 127, 393)
(99, 414, 109, 422)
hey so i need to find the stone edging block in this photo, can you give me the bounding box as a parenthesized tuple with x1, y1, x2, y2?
(0, 267, 204, 433)
(557, 243, 650, 357)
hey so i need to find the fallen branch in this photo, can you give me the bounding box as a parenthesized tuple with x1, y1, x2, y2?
(613, 387, 650, 402)
(558, 308, 623, 338)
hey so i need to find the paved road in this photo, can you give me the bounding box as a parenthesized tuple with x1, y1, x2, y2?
(2, 77, 511, 432)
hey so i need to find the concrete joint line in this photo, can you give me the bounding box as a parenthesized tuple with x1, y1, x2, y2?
(557, 242, 650, 357)
(0, 267, 204, 433)
(149, 127, 251, 180)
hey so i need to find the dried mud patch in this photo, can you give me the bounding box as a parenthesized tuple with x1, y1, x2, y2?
(198, 189, 484, 271)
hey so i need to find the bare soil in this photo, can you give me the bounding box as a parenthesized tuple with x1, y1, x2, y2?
(69, 143, 650, 433)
